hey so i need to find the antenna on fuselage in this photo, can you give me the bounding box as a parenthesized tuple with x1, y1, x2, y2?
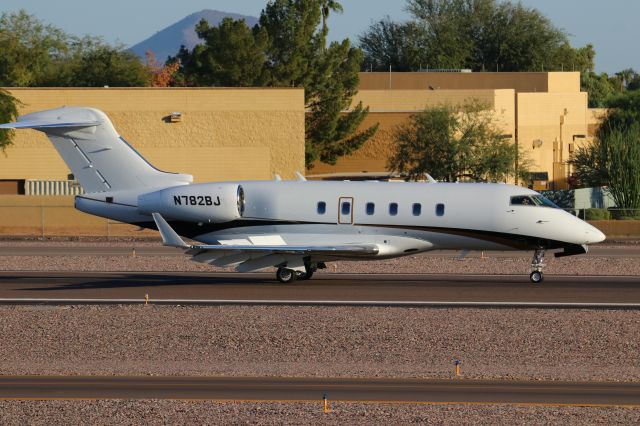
(273, 173, 282, 181)
(294, 171, 307, 181)
(424, 173, 437, 183)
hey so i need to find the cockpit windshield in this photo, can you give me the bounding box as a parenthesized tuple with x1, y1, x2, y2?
(510, 195, 560, 208)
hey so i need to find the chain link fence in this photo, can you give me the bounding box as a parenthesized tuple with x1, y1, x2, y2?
(0, 205, 156, 238)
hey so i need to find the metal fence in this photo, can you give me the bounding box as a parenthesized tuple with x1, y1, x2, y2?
(0, 205, 155, 238)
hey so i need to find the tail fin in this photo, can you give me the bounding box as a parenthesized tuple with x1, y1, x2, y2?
(0, 107, 192, 193)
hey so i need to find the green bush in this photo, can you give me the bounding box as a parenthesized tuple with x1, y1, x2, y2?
(609, 209, 640, 220)
(584, 208, 611, 220)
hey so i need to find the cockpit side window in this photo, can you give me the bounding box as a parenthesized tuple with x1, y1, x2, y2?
(510, 195, 559, 208)
(510, 195, 535, 206)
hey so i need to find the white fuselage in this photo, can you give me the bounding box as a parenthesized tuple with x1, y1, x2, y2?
(75, 180, 605, 261)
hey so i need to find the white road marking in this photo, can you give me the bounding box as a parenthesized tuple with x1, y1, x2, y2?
(0, 298, 639, 309)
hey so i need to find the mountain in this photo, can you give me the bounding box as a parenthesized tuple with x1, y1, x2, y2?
(130, 10, 259, 63)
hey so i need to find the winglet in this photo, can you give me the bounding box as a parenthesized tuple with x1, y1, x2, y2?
(151, 213, 190, 248)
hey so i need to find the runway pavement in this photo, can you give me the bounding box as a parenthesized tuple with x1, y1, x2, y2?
(0, 245, 639, 257)
(0, 271, 639, 305)
(0, 376, 638, 406)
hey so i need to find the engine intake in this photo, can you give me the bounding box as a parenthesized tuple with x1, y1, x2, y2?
(138, 183, 244, 223)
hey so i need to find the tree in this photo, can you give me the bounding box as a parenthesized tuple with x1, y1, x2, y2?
(0, 89, 20, 151)
(0, 10, 69, 86)
(177, 18, 268, 87)
(259, 0, 377, 166)
(360, 0, 594, 72)
(65, 41, 150, 87)
(388, 101, 520, 182)
(0, 10, 151, 87)
(572, 91, 640, 210)
(177, 0, 377, 168)
(358, 18, 425, 71)
(581, 71, 621, 108)
(320, 0, 343, 39)
(145, 50, 180, 87)
(572, 124, 640, 210)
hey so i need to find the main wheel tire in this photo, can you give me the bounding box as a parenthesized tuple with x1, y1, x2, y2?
(530, 271, 543, 283)
(276, 267, 297, 283)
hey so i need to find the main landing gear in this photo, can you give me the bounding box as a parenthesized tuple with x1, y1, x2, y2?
(276, 263, 320, 283)
(529, 248, 546, 283)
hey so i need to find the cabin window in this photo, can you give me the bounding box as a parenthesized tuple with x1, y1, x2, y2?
(412, 203, 421, 216)
(389, 202, 398, 216)
(341, 201, 351, 215)
(366, 202, 375, 215)
(317, 201, 326, 215)
(436, 203, 445, 216)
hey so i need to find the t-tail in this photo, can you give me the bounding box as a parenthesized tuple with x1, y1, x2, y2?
(0, 106, 192, 192)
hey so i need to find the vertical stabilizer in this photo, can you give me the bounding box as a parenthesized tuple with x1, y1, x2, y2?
(0, 107, 192, 193)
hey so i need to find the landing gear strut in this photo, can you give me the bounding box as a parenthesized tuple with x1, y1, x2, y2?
(529, 248, 546, 283)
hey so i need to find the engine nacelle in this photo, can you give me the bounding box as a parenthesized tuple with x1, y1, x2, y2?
(138, 183, 245, 223)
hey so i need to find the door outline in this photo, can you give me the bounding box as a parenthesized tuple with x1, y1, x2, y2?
(338, 197, 354, 224)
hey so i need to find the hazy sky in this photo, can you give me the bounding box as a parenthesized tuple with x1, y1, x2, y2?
(1, 0, 638, 74)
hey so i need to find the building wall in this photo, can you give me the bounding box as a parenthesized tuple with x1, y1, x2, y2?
(311, 89, 516, 177)
(1, 88, 305, 183)
(517, 92, 589, 188)
(358, 72, 580, 93)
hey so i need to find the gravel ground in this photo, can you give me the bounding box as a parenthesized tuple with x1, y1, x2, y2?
(1, 400, 639, 425)
(0, 305, 638, 382)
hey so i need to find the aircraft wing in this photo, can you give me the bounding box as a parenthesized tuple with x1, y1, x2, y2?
(151, 213, 379, 271)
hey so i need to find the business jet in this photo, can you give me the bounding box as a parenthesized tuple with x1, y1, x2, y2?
(1, 107, 605, 283)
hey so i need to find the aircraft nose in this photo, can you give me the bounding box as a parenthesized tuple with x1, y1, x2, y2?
(584, 223, 606, 244)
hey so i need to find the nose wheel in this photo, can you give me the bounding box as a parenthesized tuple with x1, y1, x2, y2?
(529, 249, 546, 283)
(529, 270, 543, 283)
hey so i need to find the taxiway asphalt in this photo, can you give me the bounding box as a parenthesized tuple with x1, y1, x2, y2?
(0, 271, 638, 305)
(0, 376, 638, 406)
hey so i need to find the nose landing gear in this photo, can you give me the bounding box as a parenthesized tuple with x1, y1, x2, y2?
(529, 248, 546, 283)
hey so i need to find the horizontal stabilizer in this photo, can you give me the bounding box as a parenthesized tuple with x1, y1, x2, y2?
(1, 107, 193, 192)
(0, 119, 100, 130)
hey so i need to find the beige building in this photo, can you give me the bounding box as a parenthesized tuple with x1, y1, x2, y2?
(310, 72, 598, 190)
(0, 87, 305, 193)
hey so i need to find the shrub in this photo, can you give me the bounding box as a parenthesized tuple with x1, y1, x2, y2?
(583, 208, 610, 220)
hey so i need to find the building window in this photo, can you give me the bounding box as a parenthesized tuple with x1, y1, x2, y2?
(436, 203, 445, 216)
(341, 201, 351, 215)
(366, 202, 375, 215)
(389, 202, 398, 216)
(412, 203, 421, 216)
(317, 201, 326, 215)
